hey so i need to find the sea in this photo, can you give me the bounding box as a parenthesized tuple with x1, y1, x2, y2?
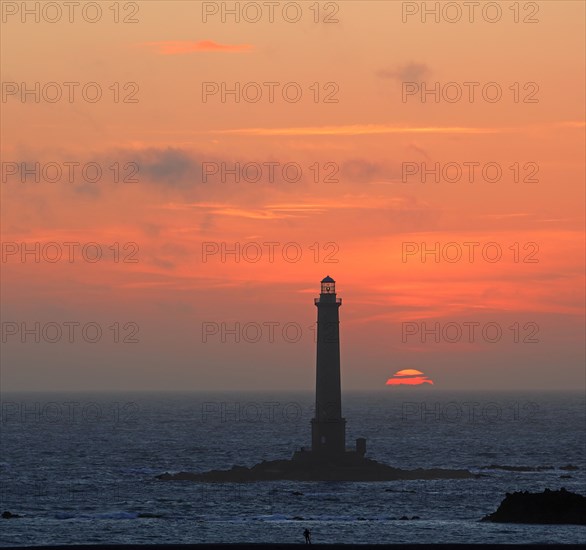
(1, 391, 584, 546)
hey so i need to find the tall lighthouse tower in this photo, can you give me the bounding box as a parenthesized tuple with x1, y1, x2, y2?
(311, 276, 346, 455)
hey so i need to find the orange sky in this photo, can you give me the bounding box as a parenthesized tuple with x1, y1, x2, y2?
(1, 1, 584, 391)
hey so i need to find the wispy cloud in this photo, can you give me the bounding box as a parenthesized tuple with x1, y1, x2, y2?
(160, 203, 295, 220)
(213, 124, 509, 136)
(158, 197, 417, 221)
(479, 213, 532, 220)
(140, 40, 254, 55)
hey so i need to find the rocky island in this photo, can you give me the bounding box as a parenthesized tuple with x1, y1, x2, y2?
(156, 454, 474, 483)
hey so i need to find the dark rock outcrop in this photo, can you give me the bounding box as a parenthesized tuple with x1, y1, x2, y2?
(482, 488, 586, 525)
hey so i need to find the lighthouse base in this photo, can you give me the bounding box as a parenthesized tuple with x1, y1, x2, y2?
(291, 448, 366, 467)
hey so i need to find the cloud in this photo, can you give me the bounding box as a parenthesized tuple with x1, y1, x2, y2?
(160, 202, 296, 220)
(140, 40, 254, 55)
(555, 121, 586, 128)
(153, 196, 439, 234)
(377, 62, 431, 82)
(124, 147, 203, 186)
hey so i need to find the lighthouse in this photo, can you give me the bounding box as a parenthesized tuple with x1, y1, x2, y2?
(291, 276, 366, 464)
(311, 276, 346, 455)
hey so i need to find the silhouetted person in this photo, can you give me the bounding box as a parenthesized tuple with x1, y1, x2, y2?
(303, 528, 311, 544)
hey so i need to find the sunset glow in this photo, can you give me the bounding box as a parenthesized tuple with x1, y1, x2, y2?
(2, 4, 585, 548)
(1, 1, 584, 392)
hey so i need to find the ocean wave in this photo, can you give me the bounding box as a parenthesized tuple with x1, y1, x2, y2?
(55, 511, 164, 520)
(479, 464, 579, 472)
(119, 467, 163, 476)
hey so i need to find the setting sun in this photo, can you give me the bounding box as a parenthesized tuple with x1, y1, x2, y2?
(386, 369, 434, 386)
